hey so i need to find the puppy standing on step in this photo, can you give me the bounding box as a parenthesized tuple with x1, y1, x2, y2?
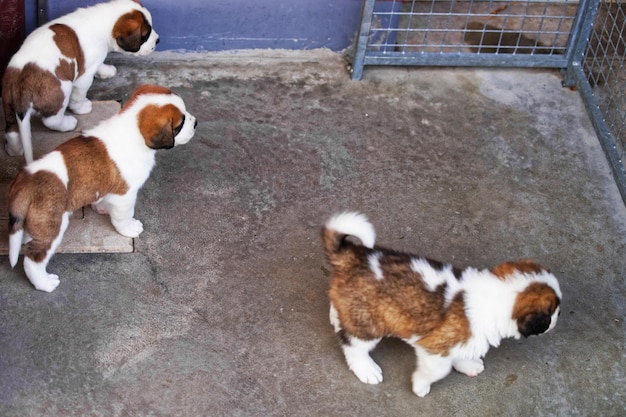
(7, 85, 196, 292)
(322, 212, 562, 397)
(2, 0, 160, 163)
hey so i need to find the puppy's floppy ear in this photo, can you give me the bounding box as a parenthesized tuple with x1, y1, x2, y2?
(113, 10, 150, 52)
(516, 312, 551, 337)
(137, 104, 183, 149)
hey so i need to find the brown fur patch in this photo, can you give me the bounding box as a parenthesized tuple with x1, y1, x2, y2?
(418, 292, 471, 355)
(490, 259, 548, 279)
(327, 245, 471, 356)
(112, 10, 151, 52)
(1, 64, 65, 132)
(321, 227, 364, 273)
(1, 67, 20, 133)
(50, 24, 85, 80)
(54, 59, 77, 83)
(58, 136, 130, 209)
(137, 103, 184, 149)
(8, 170, 68, 263)
(512, 282, 560, 320)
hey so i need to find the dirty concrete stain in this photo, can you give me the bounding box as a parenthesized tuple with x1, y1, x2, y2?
(504, 374, 518, 387)
(291, 131, 356, 190)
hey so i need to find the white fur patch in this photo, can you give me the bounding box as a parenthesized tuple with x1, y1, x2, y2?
(27, 151, 69, 187)
(410, 258, 447, 291)
(548, 306, 560, 332)
(175, 111, 197, 146)
(368, 252, 383, 280)
(329, 303, 341, 333)
(534, 270, 563, 299)
(325, 212, 376, 248)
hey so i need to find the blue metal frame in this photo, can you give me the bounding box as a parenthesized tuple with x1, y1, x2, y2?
(351, 0, 589, 80)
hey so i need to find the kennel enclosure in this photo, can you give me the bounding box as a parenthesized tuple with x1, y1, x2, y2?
(351, 0, 626, 206)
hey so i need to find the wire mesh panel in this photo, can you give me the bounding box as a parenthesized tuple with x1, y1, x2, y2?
(382, 0, 575, 53)
(567, 0, 626, 202)
(351, 0, 582, 79)
(583, 2, 626, 167)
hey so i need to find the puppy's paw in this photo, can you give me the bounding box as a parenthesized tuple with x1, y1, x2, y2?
(5, 142, 23, 156)
(32, 274, 61, 293)
(91, 202, 109, 215)
(115, 219, 144, 238)
(5, 132, 23, 156)
(347, 356, 383, 385)
(44, 115, 78, 132)
(453, 358, 485, 377)
(412, 372, 434, 397)
(96, 64, 117, 79)
(412, 380, 431, 397)
(60, 116, 78, 132)
(69, 99, 93, 115)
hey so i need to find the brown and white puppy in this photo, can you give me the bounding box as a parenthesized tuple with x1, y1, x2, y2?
(7, 85, 196, 292)
(322, 212, 562, 397)
(2, 0, 160, 163)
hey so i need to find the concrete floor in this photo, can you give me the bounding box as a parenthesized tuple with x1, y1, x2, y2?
(1, 49, 625, 416)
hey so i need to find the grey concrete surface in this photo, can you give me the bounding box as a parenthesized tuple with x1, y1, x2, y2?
(1, 49, 625, 416)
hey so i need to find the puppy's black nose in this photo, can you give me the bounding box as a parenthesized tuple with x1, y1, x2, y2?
(194, 120, 198, 128)
(156, 37, 160, 44)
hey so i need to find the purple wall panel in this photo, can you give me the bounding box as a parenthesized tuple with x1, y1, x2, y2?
(37, 0, 363, 52)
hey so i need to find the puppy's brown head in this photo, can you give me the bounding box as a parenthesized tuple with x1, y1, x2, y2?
(125, 85, 196, 150)
(137, 103, 184, 149)
(493, 260, 562, 337)
(513, 282, 561, 337)
(112, 3, 159, 55)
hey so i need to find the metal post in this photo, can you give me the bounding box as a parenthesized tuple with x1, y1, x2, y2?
(351, 0, 376, 81)
(562, 0, 600, 87)
(37, 0, 47, 26)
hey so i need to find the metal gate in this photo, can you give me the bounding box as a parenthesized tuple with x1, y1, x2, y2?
(351, 0, 626, 205)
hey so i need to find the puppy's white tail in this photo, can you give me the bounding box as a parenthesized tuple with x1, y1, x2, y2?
(18, 109, 34, 163)
(322, 212, 376, 258)
(8, 228, 23, 268)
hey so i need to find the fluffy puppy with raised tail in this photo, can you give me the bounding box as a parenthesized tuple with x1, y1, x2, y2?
(322, 212, 562, 397)
(2, 0, 160, 163)
(7, 85, 196, 292)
